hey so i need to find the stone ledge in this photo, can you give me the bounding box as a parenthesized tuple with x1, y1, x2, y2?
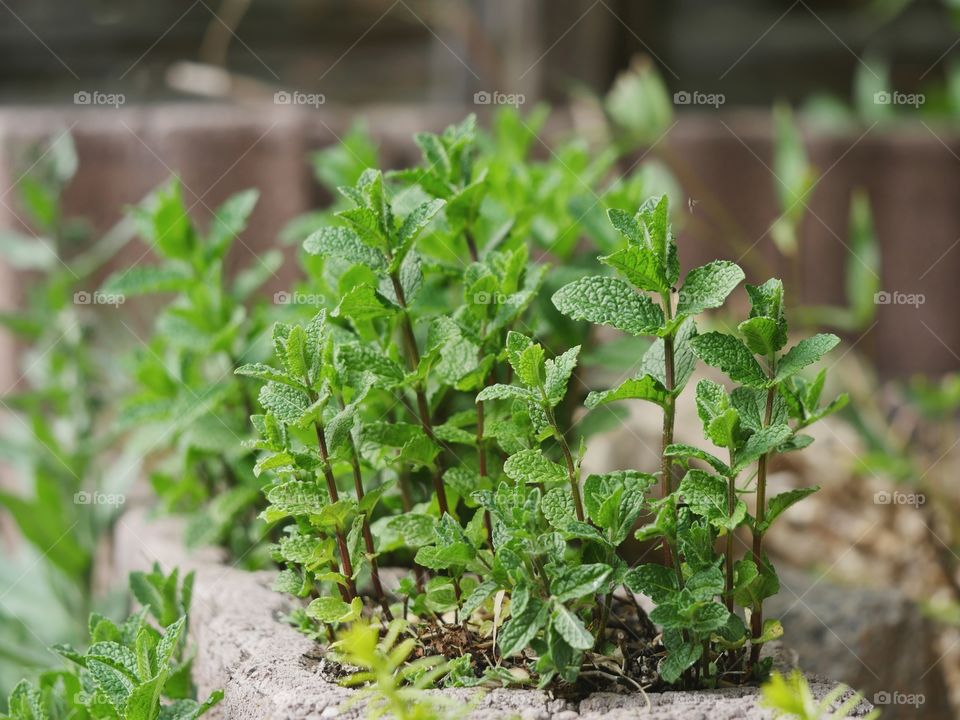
(111, 508, 873, 719)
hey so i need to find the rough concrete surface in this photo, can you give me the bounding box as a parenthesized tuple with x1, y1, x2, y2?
(112, 509, 873, 719)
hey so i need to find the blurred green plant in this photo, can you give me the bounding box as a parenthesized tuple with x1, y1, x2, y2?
(0, 566, 222, 720)
(0, 132, 137, 702)
(335, 621, 451, 720)
(100, 181, 281, 564)
(761, 669, 878, 719)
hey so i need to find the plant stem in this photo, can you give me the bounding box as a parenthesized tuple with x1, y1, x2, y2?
(749, 385, 776, 667)
(725, 453, 736, 613)
(337, 395, 392, 619)
(660, 291, 677, 568)
(312, 420, 358, 601)
(544, 396, 585, 522)
(390, 272, 451, 517)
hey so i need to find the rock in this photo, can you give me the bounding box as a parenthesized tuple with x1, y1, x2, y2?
(767, 566, 952, 720)
(111, 508, 871, 719)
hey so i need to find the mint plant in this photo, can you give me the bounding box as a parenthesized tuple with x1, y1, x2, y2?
(237, 114, 841, 693)
(0, 567, 222, 720)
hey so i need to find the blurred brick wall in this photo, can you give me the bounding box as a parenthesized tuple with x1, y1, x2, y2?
(0, 104, 958, 379)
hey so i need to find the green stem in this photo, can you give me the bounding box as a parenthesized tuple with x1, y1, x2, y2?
(543, 392, 585, 522)
(660, 291, 679, 570)
(390, 272, 451, 517)
(337, 393, 392, 619)
(725, 452, 736, 613)
(749, 384, 777, 667)
(312, 419, 357, 601)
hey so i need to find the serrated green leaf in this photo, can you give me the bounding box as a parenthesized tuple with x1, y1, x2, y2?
(332, 283, 395, 321)
(758, 486, 819, 532)
(732, 424, 793, 473)
(659, 642, 701, 684)
(504, 449, 566, 485)
(551, 564, 612, 602)
(551, 605, 594, 650)
(599, 244, 669, 293)
(690, 332, 768, 388)
(739, 316, 781, 358)
(304, 226, 385, 270)
(551, 276, 664, 336)
(585, 374, 668, 409)
(773, 333, 840, 384)
(476, 383, 531, 402)
(306, 596, 363, 623)
(624, 564, 678, 604)
(544, 346, 580, 406)
(677, 260, 744, 316)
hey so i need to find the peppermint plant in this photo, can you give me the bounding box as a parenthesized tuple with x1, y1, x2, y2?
(688, 279, 843, 668)
(0, 568, 221, 720)
(238, 115, 842, 693)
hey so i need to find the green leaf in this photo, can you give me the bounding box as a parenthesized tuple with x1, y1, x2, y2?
(541, 487, 575, 530)
(392, 199, 446, 269)
(676, 260, 744, 316)
(639, 317, 698, 392)
(551, 604, 594, 650)
(516, 343, 546, 389)
(690, 332, 768, 389)
(499, 591, 548, 657)
(551, 564, 612, 602)
(476, 383, 531, 402)
(332, 283, 395, 321)
(101, 265, 192, 296)
(304, 226, 385, 270)
(285, 325, 309, 383)
(758, 486, 819, 532)
(733, 558, 779, 608)
(209, 188, 259, 251)
(585, 374, 668, 409)
(663, 443, 731, 475)
(551, 276, 664, 336)
(636, 195, 678, 285)
(685, 566, 725, 602)
(415, 543, 475, 569)
(544, 346, 580, 406)
(624, 564, 678, 604)
(679, 470, 746, 531)
(732, 424, 793, 473)
(773, 333, 840, 384)
(738, 316, 781, 358)
(258, 382, 309, 425)
(599, 244, 669, 293)
(746, 279, 788, 350)
(691, 602, 730, 634)
(235, 363, 306, 391)
(503, 449, 566, 485)
(755, 618, 785, 644)
(659, 642, 702, 684)
(306, 596, 363, 623)
(607, 208, 645, 245)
